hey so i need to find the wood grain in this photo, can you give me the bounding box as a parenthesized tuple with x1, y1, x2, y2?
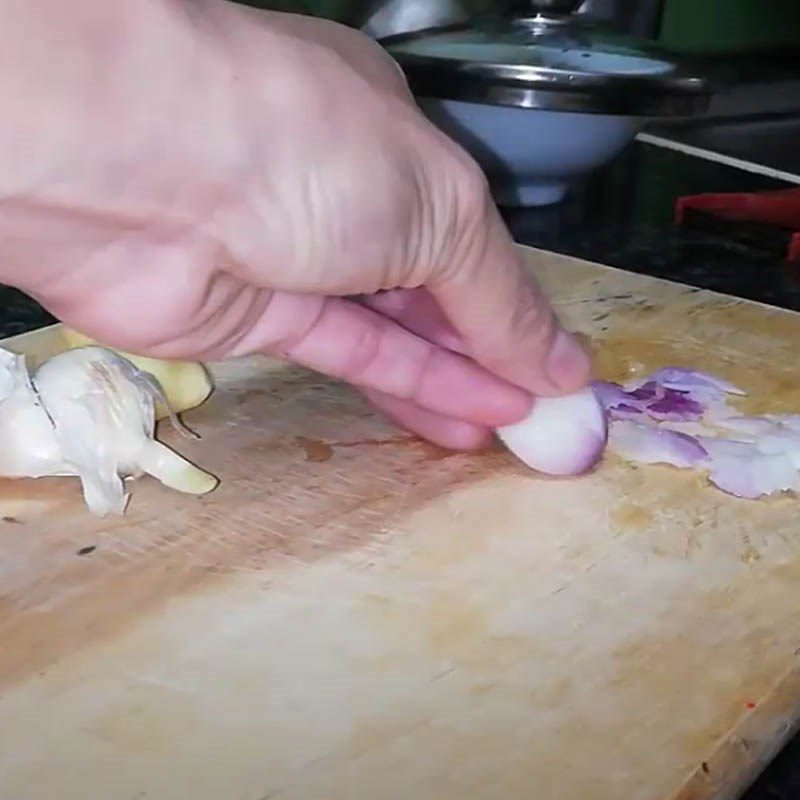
(0, 248, 798, 800)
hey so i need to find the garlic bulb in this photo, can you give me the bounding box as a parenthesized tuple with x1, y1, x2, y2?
(0, 345, 217, 516)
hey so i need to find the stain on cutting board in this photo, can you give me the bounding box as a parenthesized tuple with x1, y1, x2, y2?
(294, 435, 335, 463)
(610, 500, 656, 533)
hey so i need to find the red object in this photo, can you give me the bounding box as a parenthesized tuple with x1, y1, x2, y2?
(746, 701, 757, 709)
(675, 186, 800, 263)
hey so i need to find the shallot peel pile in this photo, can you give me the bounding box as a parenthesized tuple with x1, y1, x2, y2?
(595, 367, 800, 499)
(498, 366, 800, 501)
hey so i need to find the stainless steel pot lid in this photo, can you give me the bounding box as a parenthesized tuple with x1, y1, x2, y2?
(385, 4, 711, 116)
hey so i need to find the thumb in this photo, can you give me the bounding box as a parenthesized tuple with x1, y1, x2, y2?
(428, 184, 590, 397)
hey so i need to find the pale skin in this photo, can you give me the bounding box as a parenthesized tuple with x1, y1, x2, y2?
(0, 0, 590, 450)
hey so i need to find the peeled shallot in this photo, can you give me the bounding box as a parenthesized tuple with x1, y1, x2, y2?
(497, 386, 607, 476)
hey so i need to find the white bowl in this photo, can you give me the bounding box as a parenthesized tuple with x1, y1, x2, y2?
(420, 98, 642, 207)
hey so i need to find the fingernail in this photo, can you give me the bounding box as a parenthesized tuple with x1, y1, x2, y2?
(546, 329, 591, 392)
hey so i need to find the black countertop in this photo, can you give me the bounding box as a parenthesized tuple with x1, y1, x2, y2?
(1, 140, 799, 798)
(503, 139, 800, 313)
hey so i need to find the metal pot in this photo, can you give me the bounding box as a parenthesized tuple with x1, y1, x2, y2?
(376, 0, 712, 205)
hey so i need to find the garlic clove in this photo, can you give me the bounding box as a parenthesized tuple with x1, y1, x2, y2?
(137, 440, 218, 496)
(0, 348, 68, 479)
(78, 459, 130, 517)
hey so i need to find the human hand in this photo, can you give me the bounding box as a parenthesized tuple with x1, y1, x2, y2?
(0, 0, 590, 449)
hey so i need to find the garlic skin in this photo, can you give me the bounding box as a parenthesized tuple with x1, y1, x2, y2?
(0, 345, 217, 516)
(60, 328, 213, 420)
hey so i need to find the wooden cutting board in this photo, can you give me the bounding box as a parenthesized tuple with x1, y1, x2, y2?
(1, 248, 799, 800)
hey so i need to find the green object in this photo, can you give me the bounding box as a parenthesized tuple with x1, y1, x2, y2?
(659, 0, 800, 54)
